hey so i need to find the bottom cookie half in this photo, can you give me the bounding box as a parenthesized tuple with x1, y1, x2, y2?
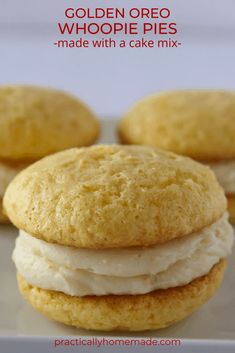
(17, 259, 226, 331)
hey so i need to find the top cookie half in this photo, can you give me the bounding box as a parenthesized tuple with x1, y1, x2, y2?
(119, 90, 235, 161)
(0, 85, 100, 161)
(3, 145, 226, 248)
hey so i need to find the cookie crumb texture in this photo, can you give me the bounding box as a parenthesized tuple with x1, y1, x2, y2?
(4, 145, 226, 248)
(0, 86, 100, 160)
(119, 90, 235, 161)
(17, 260, 226, 331)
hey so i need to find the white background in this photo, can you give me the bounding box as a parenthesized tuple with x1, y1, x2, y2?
(0, 0, 235, 117)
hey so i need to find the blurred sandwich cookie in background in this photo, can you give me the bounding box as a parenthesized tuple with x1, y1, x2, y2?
(118, 90, 235, 222)
(0, 85, 100, 222)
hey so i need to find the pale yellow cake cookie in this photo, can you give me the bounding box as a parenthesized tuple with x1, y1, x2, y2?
(0, 85, 100, 223)
(17, 260, 226, 331)
(119, 90, 235, 222)
(118, 90, 235, 161)
(4, 145, 226, 248)
(0, 160, 29, 224)
(0, 85, 100, 161)
(5, 145, 233, 331)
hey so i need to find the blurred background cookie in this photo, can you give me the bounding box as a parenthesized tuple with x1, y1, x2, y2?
(118, 90, 235, 222)
(0, 85, 100, 222)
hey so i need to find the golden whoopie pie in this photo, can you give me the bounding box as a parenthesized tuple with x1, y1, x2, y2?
(0, 85, 100, 222)
(4, 145, 234, 331)
(118, 90, 235, 222)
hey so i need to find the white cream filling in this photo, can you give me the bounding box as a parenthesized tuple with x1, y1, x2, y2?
(13, 213, 234, 296)
(0, 162, 23, 197)
(209, 160, 235, 194)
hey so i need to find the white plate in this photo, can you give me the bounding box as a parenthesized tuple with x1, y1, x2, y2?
(0, 121, 234, 351)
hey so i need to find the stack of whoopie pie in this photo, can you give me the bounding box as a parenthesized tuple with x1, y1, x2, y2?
(4, 145, 234, 331)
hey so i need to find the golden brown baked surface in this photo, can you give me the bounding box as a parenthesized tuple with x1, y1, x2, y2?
(17, 260, 226, 331)
(227, 195, 235, 223)
(0, 85, 100, 160)
(0, 199, 9, 223)
(0, 199, 9, 224)
(119, 90, 235, 161)
(4, 145, 226, 248)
